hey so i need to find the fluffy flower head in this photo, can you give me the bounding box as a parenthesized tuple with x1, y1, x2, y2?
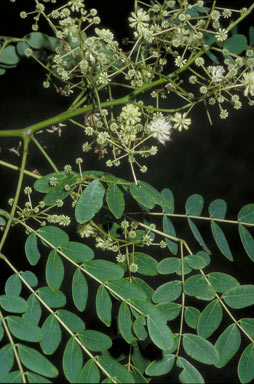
(147, 117, 172, 145)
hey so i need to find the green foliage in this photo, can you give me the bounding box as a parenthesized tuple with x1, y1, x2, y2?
(1, 1, 254, 383)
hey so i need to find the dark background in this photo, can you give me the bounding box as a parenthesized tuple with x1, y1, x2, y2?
(1, 1, 254, 383)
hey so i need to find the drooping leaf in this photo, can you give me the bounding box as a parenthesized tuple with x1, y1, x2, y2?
(208, 199, 227, 219)
(60, 241, 94, 263)
(107, 279, 147, 301)
(78, 330, 112, 352)
(5, 274, 22, 296)
(46, 250, 64, 291)
(78, 359, 100, 383)
(187, 218, 210, 253)
(133, 252, 157, 276)
(7, 316, 42, 342)
(211, 221, 233, 261)
(238, 343, 254, 384)
(63, 337, 83, 383)
(97, 354, 135, 383)
(145, 354, 175, 376)
(147, 316, 174, 351)
(83, 260, 123, 282)
(40, 314, 62, 355)
(25, 233, 41, 265)
(238, 204, 254, 224)
(106, 184, 125, 219)
(38, 287, 66, 308)
(118, 302, 135, 344)
(177, 357, 205, 384)
(197, 300, 223, 338)
(96, 285, 112, 327)
(152, 280, 182, 303)
(0, 295, 27, 313)
(215, 324, 241, 368)
(184, 307, 201, 329)
(75, 180, 105, 223)
(156, 302, 181, 321)
(224, 34, 248, 54)
(185, 194, 204, 216)
(21, 271, 38, 287)
(222, 285, 254, 309)
(161, 188, 174, 213)
(162, 216, 178, 255)
(183, 334, 219, 365)
(57, 310, 85, 333)
(208, 272, 239, 293)
(38, 226, 69, 248)
(0, 344, 14, 379)
(157, 257, 180, 274)
(239, 224, 254, 262)
(72, 269, 88, 312)
(23, 295, 41, 325)
(18, 344, 58, 378)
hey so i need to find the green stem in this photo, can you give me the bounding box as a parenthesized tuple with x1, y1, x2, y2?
(0, 160, 40, 179)
(0, 136, 30, 252)
(32, 135, 59, 173)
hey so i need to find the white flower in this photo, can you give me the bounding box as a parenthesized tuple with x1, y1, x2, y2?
(242, 71, 254, 97)
(147, 118, 172, 145)
(209, 65, 225, 82)
(171, 113, 191, 132)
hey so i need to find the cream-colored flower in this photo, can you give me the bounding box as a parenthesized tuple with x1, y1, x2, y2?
(147, 118, 172, 145)
(171, 113, 191, 132)
(242, 71, 254, 97)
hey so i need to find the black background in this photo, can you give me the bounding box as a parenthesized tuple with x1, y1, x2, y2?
(1, 1, 254, 383)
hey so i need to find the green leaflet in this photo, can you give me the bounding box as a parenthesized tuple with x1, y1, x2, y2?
(75, 179, 105, 223)
(43, 173, 77, 206)
(83, 259, 124, 282)
(239, 318, 254, 338)
(197, 300, 223, 338)
(238, 204, 254, 224)
(130, 181, 166, 209)
(215, 324, 241, 368)
(0, 344, 14, 379)
(133, 315, 147, 340)
(107, 280, 147, 301)
(38, 287, 66, 308)
(63, 337, 83, 383)
(222, 285, 254, 309)
(40, 314, 62, 355)
(72, 269, 88, 312)
(223, 34, 248, 54)
(187, 218, 210, 253)
(57, 310, 85, 333)
(147, 316, 174, 351)
(26, 372, 52, 383)
(239, 224, 254, 262)
(106, 184, 125, 219)
(60, 241, 94, 263)
(133, 252, 158, 276)
(185, 194, 204, 216)
(78, 330, 112, 352)
(96, 285, 112, 327)
(97, 354, 135, 383)
(34, 172, 66, 193)
(38, 226, 69, 248)
(17, 344, 58, 378)
(152, 280, 182, 303)
(6, 316, 42, 342)
(145, 354, 175, 376)
(0, 295, 27, 313)
(5, 274, 22, 296)
(118, 302, 135, 344)
(132, 341, 149, 374)
(78, 359, 100, 383)
(0, 371, 22, 383)
(161, 188, 174, 213)
(183, 334, 219, 365)
(207, 272, 239, 293)
(21, 271, 38, 287)
(184, 307, 201, 329)
(46, 250, 64, 291)
(0, 45, 20, 65)
(238, 344, 254, 383)
(209, 199, 227, 219)
(184, 273, 216, 300)
(157, 257, 180, 274)
(211, 221, 233, 261)
(156, 302, 181, 321)
(132, 277, 154, 301)
(185, 254, 209, 269)
(162, 216, 178, 255)
(177, 357, 205, 384)
(25, 233, 41, 265)
(23, 295, 41, 325)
